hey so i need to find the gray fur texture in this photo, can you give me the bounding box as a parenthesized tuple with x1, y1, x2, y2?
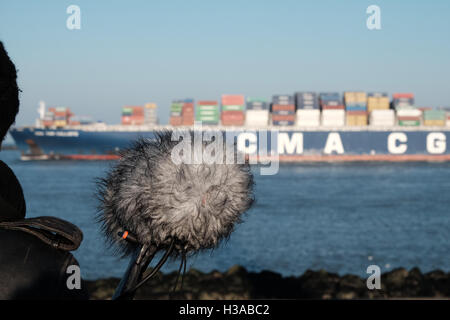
(97, 131, 254, 256)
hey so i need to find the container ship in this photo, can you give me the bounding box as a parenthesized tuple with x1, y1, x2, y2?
(9, 92, 450, 162)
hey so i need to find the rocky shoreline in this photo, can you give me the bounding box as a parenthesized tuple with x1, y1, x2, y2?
(85, 265, 449, 300)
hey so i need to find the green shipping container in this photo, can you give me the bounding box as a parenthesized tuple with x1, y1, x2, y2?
(395, 105, 417, 111)
(170, 106, 183, 112)
(247, 98, 267, 103)
(195, 118, 219, 123)
(197, 105, 218, 110)
(197, 116, 219, 120)
(222, 105, 245, 111)
(398, 120, 420, 126)
(197, 109, 219, 114)
(424, 110, 445, 120)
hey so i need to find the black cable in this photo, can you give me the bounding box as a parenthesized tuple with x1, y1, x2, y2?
(169, 254, 185, 299)
(180, 252, 187, 290)
(129, 239, 175, 293)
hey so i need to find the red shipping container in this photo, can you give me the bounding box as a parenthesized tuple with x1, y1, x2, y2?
(124, 106, 144, 115)
(221, 115, 245, 121)
(222, 119, 245, 126)
(322, 105, 345, 110)
(121, 116, 131, 125)
(182, 105, 194, 114)
(397, 116, 421, 121)
(53, 112, 68, 117)
(124, 114, 144, 119)
(221, 111, 244, 117)
(393, 93, 414, 99)
(182, 112, 194, 118)
(122, 115, 144, 125)
(221, 95, 245, 106)
(182, 119, 195, 126)
(197, 101, 218, 106)
(272, 104, 296, 111)
(271, 114, 295, 122)
(170, 116, 183, 126)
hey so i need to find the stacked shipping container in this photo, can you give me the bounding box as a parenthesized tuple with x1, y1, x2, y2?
(367, 92, 393, 126)
(144, 103, 158, 125)
(397, 108, 422, 126)
(295, 92, 320, 126)
(369, 110, 396, 126)
(271, 95, 295, 126)
(345, 92, 368, 126)
(196, 101, 219, 125)
(392, 93, 420, 126)
(367, 92, 390, 112)
(423, 109, 446, 126)
(245, 98, 269, 126)
(47, 107, 73, 127)
(320, 93, 345, 126)
(122, 106, 145, 125)
(392, 93, 415, 109)
(42, 111, 55, 127)
(163, 91, 448, 128)
(221, 95, 245, 126)
(169, 101, 183, 126)
(181, 99, 195, 126)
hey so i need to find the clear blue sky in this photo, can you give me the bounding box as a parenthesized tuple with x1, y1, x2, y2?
(1, 0, 449, 126)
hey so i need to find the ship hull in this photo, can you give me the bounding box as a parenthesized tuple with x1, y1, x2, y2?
(9, 126, 450, 162)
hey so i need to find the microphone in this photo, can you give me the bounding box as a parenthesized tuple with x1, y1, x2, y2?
(96, 131, 254, 299)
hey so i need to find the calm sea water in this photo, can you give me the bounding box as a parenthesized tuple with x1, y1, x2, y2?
(1, 150, 449, 280)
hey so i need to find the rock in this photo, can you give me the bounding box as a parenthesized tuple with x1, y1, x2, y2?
(85, 266, 449, 300)
(338, 274, 367, 298)
(226, 265, 247, 277)
(424, 270, 450, 297)
(383, 268, 409, 287)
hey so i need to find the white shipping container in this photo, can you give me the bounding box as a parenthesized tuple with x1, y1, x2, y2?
(370, 119, 395, 126)
(321, 110, 345, 127)
(369, 110, 395, 126)
(296, 110, 320, 127)
(199, 110, 218, 116)
(396, 109, 422, 117)
(197, 105, 218, 111)
(245, 110, 269, 126)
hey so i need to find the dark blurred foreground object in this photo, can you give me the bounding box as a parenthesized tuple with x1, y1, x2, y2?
(86, 265, 450, 300)
(0, 41, 87, 299)
(97, 132, 254, 299)
(0, 160, 88, 299)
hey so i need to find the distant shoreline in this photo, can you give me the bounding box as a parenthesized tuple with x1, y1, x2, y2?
(85, 265, 450, 300)
(0, 144, 17, 151)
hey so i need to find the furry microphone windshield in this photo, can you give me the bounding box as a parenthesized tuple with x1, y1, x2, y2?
(97, 131, 254, 258)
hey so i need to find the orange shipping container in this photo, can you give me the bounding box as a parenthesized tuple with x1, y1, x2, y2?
(170, 116, 183, 126)
(271, 114, 295, 122)
(272, 104, 296, 111)
(222, 119, 245, 126)
(221, 95, 245, 106)
(393, 93, 414, 99)
(182, 119, 195, 126)
(198, 101, 218, 106)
